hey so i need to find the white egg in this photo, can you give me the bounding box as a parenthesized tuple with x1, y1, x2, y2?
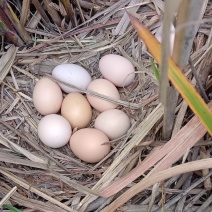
(52, 64, 92, 93)
(155, 24, 175, 54)
(38, 114, 72, 148)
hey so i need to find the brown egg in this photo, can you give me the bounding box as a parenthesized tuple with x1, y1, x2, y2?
(33, 78, 63, 115)
(86, 79, 120, 112)
(61, 93, 92, 129)
(69, 128, 110, 163)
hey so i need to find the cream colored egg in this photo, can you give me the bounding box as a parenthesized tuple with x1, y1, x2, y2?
(99, 54, 135, 87)
(86, 79, 120, 112)
(33, 78, 63, 115)
(69, 128, 110, 163)
(61, 93, 92, 129)
(94, 109, 131, 140)
(38, 114, 72, 148)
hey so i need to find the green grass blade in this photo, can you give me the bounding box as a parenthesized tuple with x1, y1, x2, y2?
(150, 58, 160, 81)
(3, 204, 22, 212)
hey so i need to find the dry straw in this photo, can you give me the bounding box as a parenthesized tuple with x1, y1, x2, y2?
(0, 0, 211, 211)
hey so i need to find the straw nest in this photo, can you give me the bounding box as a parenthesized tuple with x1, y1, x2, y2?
(0, 1, 212, 212)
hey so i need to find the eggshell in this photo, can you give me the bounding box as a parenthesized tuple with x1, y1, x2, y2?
(38, 114, 72, 148)
(155, 24, 175, 54)
(33, 78, 63, 115)
(52, 63, 92, 93)
(99, 54, 135, 87)
(94, 109, 131, 140)
(61, 93, 92, 129)
(69, 128, 110, 163)
(86, 79, 120, 112)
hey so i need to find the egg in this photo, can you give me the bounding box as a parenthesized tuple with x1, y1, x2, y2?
(33, 78, 63, 115)
(155, 24, 175, 54)
(94, 109, 131, 140)
(61, 93, 92, 129)
(86, 79, 120, 112)
(52, 63, 92, 93)
(38, 114, 72, 148)
(69, 128, 110, 163)
(99, 54, 135, 87)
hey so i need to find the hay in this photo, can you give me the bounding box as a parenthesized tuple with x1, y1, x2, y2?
(0, 0, 211, 211)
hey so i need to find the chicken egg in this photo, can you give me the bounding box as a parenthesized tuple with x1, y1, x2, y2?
(86, 79, 120, 112)
(94, 109, 131, 140)
(52, 63, 92, 93)
(61, 93, 92, 129)
(155, 24, 175, 54)
(38, 114, 72, 148)
(33, 78, 63, 115)
(69, 128, 110, 163)
(99, 54, 135, 87)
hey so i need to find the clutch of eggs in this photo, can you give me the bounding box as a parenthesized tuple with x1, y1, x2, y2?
(33, 56, 135, 163)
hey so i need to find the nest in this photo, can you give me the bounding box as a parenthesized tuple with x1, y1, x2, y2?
(0, 1, 212, 212)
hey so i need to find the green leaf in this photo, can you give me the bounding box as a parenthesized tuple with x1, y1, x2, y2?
(3, 204, 22, 212)
(150, 58, 160, 81)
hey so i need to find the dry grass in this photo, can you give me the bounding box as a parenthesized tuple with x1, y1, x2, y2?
(0, 0, 212, 211)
